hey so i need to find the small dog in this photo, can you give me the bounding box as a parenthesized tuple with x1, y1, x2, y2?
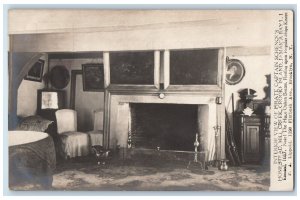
(91, 145, 110, 165)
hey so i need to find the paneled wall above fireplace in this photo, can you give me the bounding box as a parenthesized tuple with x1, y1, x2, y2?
(104, 48, 224, 92)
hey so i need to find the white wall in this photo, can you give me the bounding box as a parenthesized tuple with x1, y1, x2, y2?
(49, 58, 104, 131)
(17, 55, 105, 131)
(17, 55, 48, 117)
(224, 54, 271, 113)
(74, 75, 104, 131)
(10, 11, 273, 53)
(8, 10, 273, 35)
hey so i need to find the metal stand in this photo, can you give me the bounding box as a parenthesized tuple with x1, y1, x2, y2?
(194, 133, 200, 162)
(213, 125, 221, 162)
(187, 133, 203, 170)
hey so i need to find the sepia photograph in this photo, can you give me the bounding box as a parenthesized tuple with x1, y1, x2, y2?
(6, 8, 294, 193)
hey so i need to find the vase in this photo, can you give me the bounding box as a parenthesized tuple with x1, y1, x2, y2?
(219, 159, 229, 171)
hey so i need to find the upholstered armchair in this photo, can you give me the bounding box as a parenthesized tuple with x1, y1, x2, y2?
(55, 109, 90, 159)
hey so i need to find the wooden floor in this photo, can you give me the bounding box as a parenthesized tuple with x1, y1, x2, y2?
(10, 155, 270, 191)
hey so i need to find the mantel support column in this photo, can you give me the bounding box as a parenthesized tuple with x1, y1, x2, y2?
(163, 50, 170, 89)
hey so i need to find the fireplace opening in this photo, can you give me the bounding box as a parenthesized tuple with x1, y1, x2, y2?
(130, 103, 199, 151)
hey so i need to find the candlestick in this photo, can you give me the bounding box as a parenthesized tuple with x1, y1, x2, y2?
(216, 111, 219, 130)
(128, 109, 132, 148)
(213, 125, 220, 162)
(194, 133, 200, 162)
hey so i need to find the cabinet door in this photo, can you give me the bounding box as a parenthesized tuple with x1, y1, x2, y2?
(243, 125, 261, 163)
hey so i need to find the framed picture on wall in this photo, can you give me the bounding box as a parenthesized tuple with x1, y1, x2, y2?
(82, 63, 104, 91)
(109, 51, 154, 85)
(169, 49, 219, 85)
(225, 58, 245, 85)
(24, 59, 45, 82)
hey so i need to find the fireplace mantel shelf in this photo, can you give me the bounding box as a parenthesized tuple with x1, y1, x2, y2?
(107, 84, 222, 94)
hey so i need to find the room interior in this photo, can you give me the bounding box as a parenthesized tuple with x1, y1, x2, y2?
(8, 10, 272, 190)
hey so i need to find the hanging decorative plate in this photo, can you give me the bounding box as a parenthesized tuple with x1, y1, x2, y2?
(49, 65, 70, 89)
(225, 58, 245, 85)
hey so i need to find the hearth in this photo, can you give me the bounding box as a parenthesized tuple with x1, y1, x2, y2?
(129, 103, 198, 151)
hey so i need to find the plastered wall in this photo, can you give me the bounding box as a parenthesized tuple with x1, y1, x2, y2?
(17, 55, 48, 117)
(17, 56, 105, 132)
(224, 54, 271, 113)
(48, 58, 104, 132)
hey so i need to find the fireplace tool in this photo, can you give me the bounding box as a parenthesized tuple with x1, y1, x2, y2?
(213, 125, 229, 170)
(194, 133, 200, 162)
(187, 133, 203, 170)
(91, 145, 110, 165)
(213, 125, 221, 168)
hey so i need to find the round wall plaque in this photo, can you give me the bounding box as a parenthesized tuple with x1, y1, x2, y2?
(50, 65, 70, 89)
(225, 59, 245, 85)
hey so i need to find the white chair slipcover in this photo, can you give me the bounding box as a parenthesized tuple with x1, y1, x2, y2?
(87, 110, 104, 146)
(55, 109, 90, 159)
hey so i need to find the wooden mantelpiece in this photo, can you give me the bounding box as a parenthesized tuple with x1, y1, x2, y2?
(102, 48, 226, 161)
(103, 88, 225, 162)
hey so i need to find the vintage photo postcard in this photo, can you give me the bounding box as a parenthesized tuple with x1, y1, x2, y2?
(7, 9, 294, 191)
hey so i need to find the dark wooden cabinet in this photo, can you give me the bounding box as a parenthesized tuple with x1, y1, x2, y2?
(239, 114, 264, 164)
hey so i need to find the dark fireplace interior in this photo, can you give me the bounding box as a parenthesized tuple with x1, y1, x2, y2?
(130, 103, 198, 151)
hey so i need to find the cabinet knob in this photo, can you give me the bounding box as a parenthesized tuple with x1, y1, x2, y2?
(158, 93, 165, 99)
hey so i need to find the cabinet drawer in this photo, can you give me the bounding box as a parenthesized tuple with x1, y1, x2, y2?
(242, 116, 261, 123)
